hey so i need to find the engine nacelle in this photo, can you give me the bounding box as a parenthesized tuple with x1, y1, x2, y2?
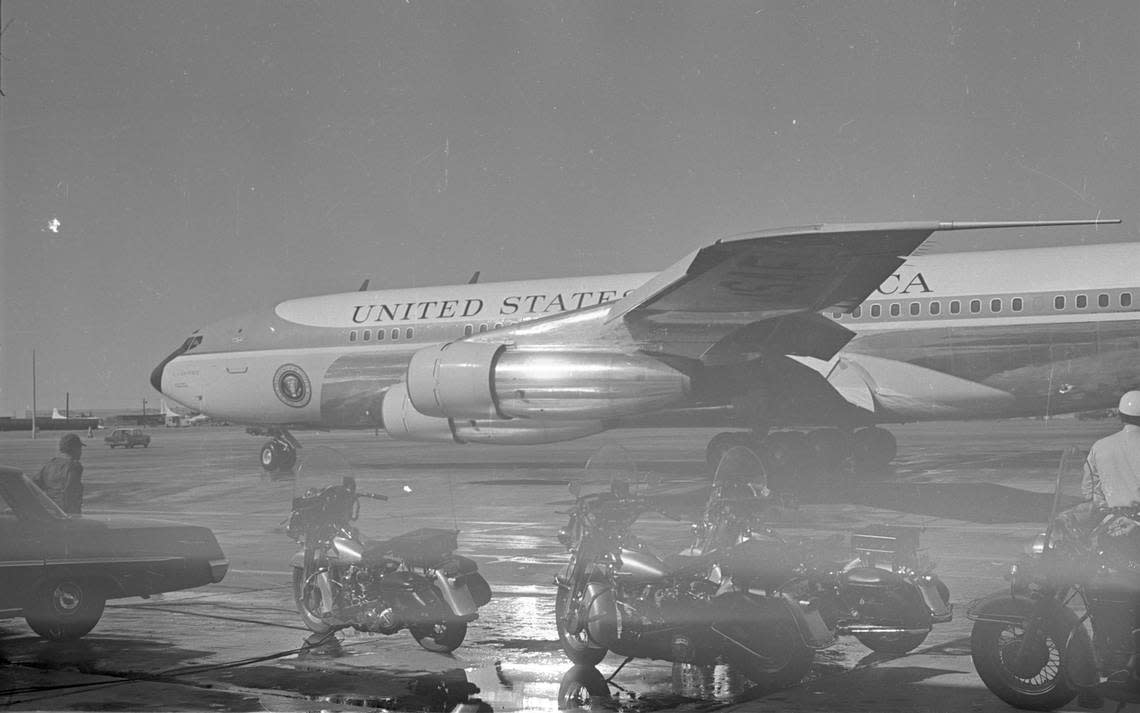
(380, 381, 460, 443)
(406, 343, 690, 421)
(381, 382, 605, 445)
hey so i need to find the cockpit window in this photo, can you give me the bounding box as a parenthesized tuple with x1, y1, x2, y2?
(182, 334, 203, 352)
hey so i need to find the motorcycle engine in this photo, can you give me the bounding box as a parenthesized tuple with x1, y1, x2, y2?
(342, 566, 403, 635)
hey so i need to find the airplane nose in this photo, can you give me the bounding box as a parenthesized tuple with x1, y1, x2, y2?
(150, 358, 166, 393)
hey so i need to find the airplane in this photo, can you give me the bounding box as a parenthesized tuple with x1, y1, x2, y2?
(150, 219, 1137, 483)
(160, 398, 211, 427)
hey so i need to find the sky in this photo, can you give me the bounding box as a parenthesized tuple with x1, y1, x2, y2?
(1, 0, 1138, 414)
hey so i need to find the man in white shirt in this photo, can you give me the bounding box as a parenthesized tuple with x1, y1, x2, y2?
(1082, 391, 1140, 509)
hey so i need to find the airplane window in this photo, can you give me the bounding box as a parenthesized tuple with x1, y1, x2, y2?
(990, 299, 1001, 313)
(831, 311, 842, 319)
(1011, 298, 1022, 312)
(870, 304, 881, 318)
(349, 331, 357, 343)
(479, 324, 488, 333)
(1076, 294, 1087, 309)
(950, 300, 961, 314)
(406, 328, 413, 339)
(929, 301, 940, 315)
(376, 329, 384, 340)
(495, 322, 503, 329)
(391, 329, 399, 340)
(1055, 295, 1066, 310)
(852, 307, 862, 318)
(1098, 294, 1109, 308)
(909, 303, 919, 316)
(889, 303, 900, 317)
(367, 329, 375, 341)
(464, 325, 473, 337)
(1123, 293, 1133, 307)
(970, 300, 981, 314)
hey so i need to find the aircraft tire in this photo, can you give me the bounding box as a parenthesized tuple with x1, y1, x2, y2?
(706, 432, 759, 472)
(760, 431, 807, 493)
(260, 441, 283, 471)
(852, 427, 897, 475)
(804, 428, 851, 479)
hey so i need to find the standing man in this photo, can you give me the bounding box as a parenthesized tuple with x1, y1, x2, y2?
(1083, 391, 1140, 509)
(34, 433, 85, 514)
(1080, 391, 1140, 696)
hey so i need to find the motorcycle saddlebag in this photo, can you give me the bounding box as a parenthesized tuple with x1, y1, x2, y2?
(383, 528, 460, 566)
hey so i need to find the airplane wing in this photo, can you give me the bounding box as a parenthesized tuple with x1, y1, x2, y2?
(607, 219, 1118, 363)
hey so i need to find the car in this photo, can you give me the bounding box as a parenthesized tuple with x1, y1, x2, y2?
(0, 466, 228, 641)
(104, 427, 151, 449)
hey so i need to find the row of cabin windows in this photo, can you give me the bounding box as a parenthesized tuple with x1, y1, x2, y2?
(348, 321, 519, 343)
(348, 327, 415, 342)
(836, 291, 1133, 320)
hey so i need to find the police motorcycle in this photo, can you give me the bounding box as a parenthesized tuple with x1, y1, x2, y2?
(553, 444, 822, 689)
(691, 446, 952, 655)
(286, 447, 492, 652)
(968, 447, 1140, 710)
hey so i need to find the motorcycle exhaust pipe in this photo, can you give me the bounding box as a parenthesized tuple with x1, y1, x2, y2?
(838, 625, 931, 635)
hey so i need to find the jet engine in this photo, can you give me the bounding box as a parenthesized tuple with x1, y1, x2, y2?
(404, 342, 690, 421)
(380, 382, 605, 445)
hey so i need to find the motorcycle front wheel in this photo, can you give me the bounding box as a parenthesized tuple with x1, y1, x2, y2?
(292, 566, 335, 634)
(410, 621, 467, 653)
(970, 612, 1079, 711)
(555, 586, 608, 666)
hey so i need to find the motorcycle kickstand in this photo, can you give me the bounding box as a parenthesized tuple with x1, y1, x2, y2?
(606, 657, 635, 684)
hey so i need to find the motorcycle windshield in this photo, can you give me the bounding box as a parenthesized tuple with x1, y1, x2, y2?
(293, 445, 358, 503)
(574, 441, 643, 499)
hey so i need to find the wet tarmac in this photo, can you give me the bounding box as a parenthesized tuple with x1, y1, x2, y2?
(0, 420, 1131, 711)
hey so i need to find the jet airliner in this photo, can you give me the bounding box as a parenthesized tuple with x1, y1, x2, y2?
(151, 220, 1137, 477)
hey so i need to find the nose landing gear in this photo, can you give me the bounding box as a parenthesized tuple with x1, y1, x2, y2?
(249, 427, 300, 472)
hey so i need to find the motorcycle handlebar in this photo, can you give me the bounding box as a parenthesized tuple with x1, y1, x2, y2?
(359, 491, 389, 501)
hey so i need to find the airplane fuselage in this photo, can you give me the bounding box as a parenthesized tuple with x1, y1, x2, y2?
(154, 242, 1139, 438)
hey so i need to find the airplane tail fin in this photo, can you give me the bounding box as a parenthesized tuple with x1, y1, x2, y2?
(51, 408, 66, 420)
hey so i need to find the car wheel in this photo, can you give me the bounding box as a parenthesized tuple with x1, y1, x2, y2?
(25, 577, 106, 641)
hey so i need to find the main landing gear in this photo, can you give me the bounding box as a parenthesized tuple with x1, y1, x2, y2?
(247, 427, 300, 473)
(705, 426, 897, 493)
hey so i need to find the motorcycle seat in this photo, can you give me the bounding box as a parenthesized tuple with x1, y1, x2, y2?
(367, 528, 459, 567)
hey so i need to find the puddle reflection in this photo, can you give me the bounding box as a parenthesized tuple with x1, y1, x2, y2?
(257, 667, 490, 712)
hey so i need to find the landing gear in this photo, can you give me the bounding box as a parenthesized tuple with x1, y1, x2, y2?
(851, 426, 897, 474)
(706, 426, 898, 494)
(706, 432, 762, 470)
(249, 427, 300, 472)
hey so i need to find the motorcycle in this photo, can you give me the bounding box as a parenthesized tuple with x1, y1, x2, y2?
(552, 444, 827, 689)
(967, 447, 1140, 710)
(691, 446, 953, 655)
(286, 447, 492, 652)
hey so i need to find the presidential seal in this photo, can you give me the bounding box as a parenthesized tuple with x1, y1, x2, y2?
(273, 364, 311, 408)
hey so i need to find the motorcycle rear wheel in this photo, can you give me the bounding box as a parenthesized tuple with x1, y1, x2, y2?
(292, 566, 335, 634)
(970, 611, 1080, 711)
(410, 621, 467, 653)
(555, 586, 608, 666)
